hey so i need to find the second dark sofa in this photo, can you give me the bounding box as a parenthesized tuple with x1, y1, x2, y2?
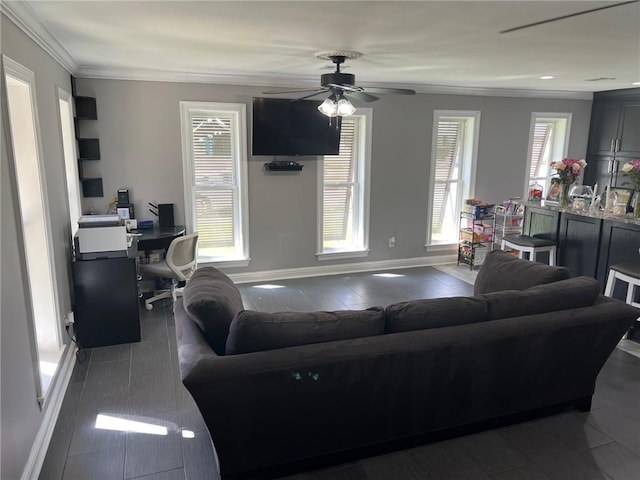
(175, 251, 639, 479)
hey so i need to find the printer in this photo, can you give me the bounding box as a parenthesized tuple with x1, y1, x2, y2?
(75, 215, 136, 260)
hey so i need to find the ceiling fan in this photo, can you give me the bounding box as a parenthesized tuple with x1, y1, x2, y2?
(500, 0, 638, 33)
(263, 51, 416, 117)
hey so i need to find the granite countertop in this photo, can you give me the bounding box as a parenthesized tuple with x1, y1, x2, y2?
(526, 201, 640, 226)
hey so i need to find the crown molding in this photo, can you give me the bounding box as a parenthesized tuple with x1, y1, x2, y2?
(413, 83, 593, 100)
(77, 65, 593, 100)
(2, 3, 592, 101)
(1, 1, 77, 74)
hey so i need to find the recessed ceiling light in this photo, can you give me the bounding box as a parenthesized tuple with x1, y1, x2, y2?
(633, 81, 640, 86)
(539, 75, 555, 80)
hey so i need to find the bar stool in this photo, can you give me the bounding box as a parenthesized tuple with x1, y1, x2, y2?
(501, 234, 557, 266)
(604, 263, 640, 308)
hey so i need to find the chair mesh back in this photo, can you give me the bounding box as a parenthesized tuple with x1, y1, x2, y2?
(166, 233, 198, 280)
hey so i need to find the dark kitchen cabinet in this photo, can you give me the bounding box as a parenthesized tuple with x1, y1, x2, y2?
(557, 213, 602, 278)
(585, 88, 640, 189)
(588, 102, 625, 156)
(523, 205, 560, 241)
(585, 154, 619, 193)
(522, 206, 560, 266)
(597, 220, 640, 290)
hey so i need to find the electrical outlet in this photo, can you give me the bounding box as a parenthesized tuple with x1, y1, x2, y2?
(388, 237, 396, 248)
(65, 311, 75, 326)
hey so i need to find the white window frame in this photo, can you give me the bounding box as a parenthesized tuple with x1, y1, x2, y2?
(317, 109, 372, 260)
(56, 86, 82, 238)
(180, 101, 250, 267)
(524, 112, 572, 199)
(426, 110, 481, 248)
(2, 55, 64, 407)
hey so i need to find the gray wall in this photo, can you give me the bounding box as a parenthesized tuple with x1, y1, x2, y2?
(1, 15, 73, 479)
(75, 78, 592, 273)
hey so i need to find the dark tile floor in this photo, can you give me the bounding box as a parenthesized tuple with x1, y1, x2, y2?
(39, 266, 640, 480)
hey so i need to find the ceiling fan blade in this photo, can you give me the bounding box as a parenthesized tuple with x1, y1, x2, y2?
(360, 86, 416, 95)
(262, 88, 324, 95)
(291, 89, 330, 101)
(500, 0, 638, 33)
(345, 91, 379, 103)
(325, 83, 361, 93)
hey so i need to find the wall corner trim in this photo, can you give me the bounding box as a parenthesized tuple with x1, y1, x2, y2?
(20, 344, 77, 480)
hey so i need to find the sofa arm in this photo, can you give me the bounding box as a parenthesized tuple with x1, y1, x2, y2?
(474, 250, 570, 294)
(174, 298, 222, 382)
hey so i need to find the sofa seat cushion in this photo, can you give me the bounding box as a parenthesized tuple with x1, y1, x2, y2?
(484, 276, 601, 321)
(385, 296, 487, 333)
(474, 250, 570, 295)
(182, 266, 244, 355)
(225, 307, 386, 355)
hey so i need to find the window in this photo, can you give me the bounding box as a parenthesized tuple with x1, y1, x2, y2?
(318, 110, 372, 260)
(427, 111, 480, 246)
(3, 55, 64, 405)
(525, 113, 571, 198)
(57, 87, 82, 238)
(180, 102, 249, 266)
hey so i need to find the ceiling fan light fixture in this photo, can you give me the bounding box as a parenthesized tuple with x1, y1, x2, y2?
(336, 96, 356, 116)
(317, 96, 338, 117)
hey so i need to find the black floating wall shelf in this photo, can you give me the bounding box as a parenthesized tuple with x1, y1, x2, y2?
(71, 75, 102, 198)
(75, 96, 97, 120)
(264, 161, 303, 172)
(78, 138, 101, 160)
(82, 178, 103, 197)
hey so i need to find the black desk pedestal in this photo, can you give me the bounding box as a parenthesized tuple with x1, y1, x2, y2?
(73, 258, 141, 348)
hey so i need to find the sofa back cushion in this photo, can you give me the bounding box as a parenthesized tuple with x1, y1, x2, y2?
(225, 307, 386, 355)
(385, 296, 487, 333)
(484, 276, 601, 321)
(474, 250, 570, 295)
(182, 266, 244, 355)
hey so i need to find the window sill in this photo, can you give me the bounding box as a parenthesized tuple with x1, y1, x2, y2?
(198, 257, 251, 268)
(424, 243, 458, 254)
(316, 250, 370, 261)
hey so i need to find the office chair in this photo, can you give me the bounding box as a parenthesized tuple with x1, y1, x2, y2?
(140, 232, 198, 311)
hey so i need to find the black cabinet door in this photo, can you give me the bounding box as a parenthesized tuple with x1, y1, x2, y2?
(617, 100, 640, 157)
(597, 220, 640, 290)
(587, 102, 621, 156)
(558, 213, 602, 278)
(584, 154, 615, 189)
(73, 258, 141, 348)
(522, 206, 560, 265)
(523, 206, 560, 241)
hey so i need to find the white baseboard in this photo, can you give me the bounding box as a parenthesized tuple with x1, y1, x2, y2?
(21, 343, 76, 480)
(227, 254, 457, 284)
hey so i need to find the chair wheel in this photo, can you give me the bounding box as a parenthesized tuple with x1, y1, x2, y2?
(145, 303, 153, 311)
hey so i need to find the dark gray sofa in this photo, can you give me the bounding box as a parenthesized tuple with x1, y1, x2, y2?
(174, 251, 639, 479)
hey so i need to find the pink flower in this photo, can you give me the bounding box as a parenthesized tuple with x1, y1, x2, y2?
(551, 158, 587, 185)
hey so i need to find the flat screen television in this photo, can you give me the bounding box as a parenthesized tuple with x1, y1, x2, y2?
(252, 97, 342, 156)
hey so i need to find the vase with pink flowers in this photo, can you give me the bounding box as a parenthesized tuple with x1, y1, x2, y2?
(550, 158, 588, 208)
